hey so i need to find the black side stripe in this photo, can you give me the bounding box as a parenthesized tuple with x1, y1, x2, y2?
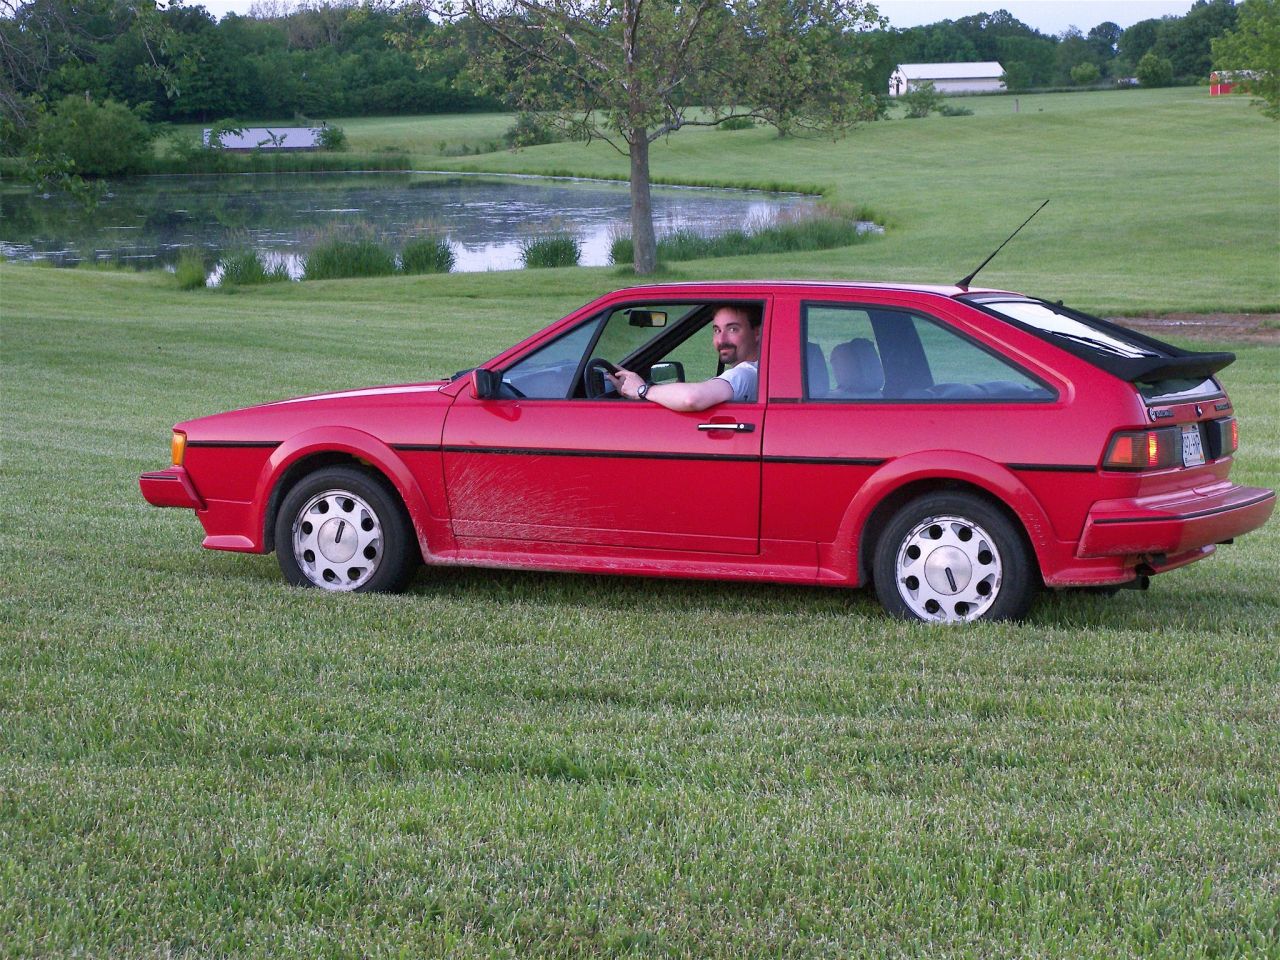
(1007, 463, 1095, 473)
(440, 445, 758, 463)
(188, 440, 1099, 477)
(186, 440, 281, 449)
(767, 456, 886, 467)
(406, 446, 1099, 474)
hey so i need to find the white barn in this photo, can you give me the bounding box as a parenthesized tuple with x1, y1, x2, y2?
(889, 62, 1005, 97)
(201, 127, 323, 151)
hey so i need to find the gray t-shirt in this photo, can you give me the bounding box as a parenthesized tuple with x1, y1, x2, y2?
(714, 361, 759, 402)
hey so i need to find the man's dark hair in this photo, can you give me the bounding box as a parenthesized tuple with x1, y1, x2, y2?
(714, 302, 762, 329)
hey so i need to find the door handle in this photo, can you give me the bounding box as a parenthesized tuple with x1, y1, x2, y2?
(697, 422, 755, 432)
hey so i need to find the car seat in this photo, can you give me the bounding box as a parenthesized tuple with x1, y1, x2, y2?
(829, 338, 884, 398)
(806, 341, 829, 398)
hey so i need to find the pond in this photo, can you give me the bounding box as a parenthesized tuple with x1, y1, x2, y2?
(0, 171, 827, 278)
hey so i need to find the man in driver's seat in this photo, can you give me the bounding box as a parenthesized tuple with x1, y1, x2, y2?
(608, 304, 761, 411)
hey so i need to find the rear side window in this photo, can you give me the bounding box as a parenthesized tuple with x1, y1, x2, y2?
(973, 299, 1158, 358)
(964, 295, 1226, 403)
(803, 304, 1053, 402)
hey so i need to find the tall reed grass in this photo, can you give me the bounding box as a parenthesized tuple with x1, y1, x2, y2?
(520, 233, 581, 269)
(610, 210, 874, 265)
(303, 240, 397, 281)
(400, 237, 455, 274)
(174, 251, 208, 290)
(219, 249, 290, 286)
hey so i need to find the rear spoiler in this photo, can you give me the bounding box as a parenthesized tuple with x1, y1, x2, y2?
(1118, 352, 1236, 384)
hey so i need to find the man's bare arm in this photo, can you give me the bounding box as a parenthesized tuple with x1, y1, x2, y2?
(609, 368, 733, 412)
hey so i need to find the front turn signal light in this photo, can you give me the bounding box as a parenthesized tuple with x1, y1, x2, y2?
(171, 430, 187, 467)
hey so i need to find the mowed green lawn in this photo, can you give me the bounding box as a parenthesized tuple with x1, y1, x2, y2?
(3, 88, 1280, 957)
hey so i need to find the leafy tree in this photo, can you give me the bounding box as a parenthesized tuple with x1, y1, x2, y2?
(1054, 28, 1095, 84)
(1153, 0, 1239, 82)
(1118, 18, 1163, 70)
(33, 94, 155, 175)
(1000, 61, 1032, 92)
(316, 123, 347, 149)
(732, 2, 880, 138)
(1, 0, 176, 138)
(1070, 62, 1101, 85)
(1136, 50, 1175, 87)
(1087, 21, 1123, 61)
(1213, 0, 1280, 119)
(399, 0, 882, 274)
(892, 22, 978, 63)
(996, 34, 1058, 86)
(951, 9, 1047, 61)
(900, 79, 943, 117)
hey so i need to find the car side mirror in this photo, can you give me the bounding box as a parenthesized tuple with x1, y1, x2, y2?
(471, 368, 504, 400)
(650, 361, 685, 384)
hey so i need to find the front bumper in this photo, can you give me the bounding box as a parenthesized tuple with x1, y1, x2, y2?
(139, 467, 204, 510)
(1077, 481, 1275, 558)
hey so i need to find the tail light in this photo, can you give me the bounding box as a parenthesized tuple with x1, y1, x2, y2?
(1103, 427, 1181, 470)
(1104, 417, 1238, 470)
(1205, 416, 1239, 460)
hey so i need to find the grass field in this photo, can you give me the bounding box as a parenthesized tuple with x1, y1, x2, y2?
(3, 88, 1280, 957)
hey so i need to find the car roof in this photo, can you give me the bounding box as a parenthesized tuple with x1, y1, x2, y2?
(618, 280, 1021, 298)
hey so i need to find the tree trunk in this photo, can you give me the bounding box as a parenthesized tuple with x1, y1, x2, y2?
(628, 134, 657, 275)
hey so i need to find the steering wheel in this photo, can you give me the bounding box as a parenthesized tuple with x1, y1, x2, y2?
(584, 358, 620, 399)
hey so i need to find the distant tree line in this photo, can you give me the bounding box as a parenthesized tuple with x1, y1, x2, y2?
(1, 0, 1245, 134)
(865, 0, 1241, 92)
(0, 0, 496, 130)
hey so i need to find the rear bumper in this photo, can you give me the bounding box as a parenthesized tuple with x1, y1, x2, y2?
(139, 468, 204, 510)
(1077, 482, 1275, 558)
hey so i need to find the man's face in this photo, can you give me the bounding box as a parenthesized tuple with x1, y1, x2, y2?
(712, 307, 760, 366)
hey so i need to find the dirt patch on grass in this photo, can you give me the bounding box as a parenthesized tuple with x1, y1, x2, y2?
(1109, 313, 1280, 345)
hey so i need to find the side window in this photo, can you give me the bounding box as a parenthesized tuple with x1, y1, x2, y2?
(502, 315, 603, 399)
(802, 303, 1052, 402)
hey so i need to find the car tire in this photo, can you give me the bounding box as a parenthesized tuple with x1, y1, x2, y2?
(275, 465, 417, 593)
(873, 492, 1037, 623)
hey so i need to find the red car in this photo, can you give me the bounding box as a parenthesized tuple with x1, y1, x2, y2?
(140, 281, 1274, 623)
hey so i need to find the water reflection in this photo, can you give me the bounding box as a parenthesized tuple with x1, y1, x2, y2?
(0, 171, 820, 276)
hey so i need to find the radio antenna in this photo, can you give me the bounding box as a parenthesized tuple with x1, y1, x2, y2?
(957, 199, 1050, 289)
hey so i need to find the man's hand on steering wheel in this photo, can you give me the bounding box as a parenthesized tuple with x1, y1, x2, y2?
(607, 366, 647, 400)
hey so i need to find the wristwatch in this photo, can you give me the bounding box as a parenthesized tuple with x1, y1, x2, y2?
(636, 381, 651, 401)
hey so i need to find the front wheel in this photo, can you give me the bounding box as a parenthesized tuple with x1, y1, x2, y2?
(873, 492, 1037, 623)
(275, 466, 416, 593)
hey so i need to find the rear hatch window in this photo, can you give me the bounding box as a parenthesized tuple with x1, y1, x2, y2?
(961, 295, 1231, 404)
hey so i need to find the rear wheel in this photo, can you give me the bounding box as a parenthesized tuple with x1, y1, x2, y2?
(873, 492, 1037, 623)
(275, 466, 416, 593)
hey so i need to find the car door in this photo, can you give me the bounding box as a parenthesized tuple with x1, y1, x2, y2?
(441, 299, 769, 555)
(763, 297, 1059, 556)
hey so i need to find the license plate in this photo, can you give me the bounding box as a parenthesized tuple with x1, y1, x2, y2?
(1182, 424, 1205, 467)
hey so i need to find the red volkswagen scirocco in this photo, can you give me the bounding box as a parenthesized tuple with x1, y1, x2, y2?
(140, 281, 1274, 623)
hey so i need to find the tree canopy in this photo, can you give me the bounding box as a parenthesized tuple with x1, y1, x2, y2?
(1213, 0, 1280, 118)
(399, 0, 883, 273)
